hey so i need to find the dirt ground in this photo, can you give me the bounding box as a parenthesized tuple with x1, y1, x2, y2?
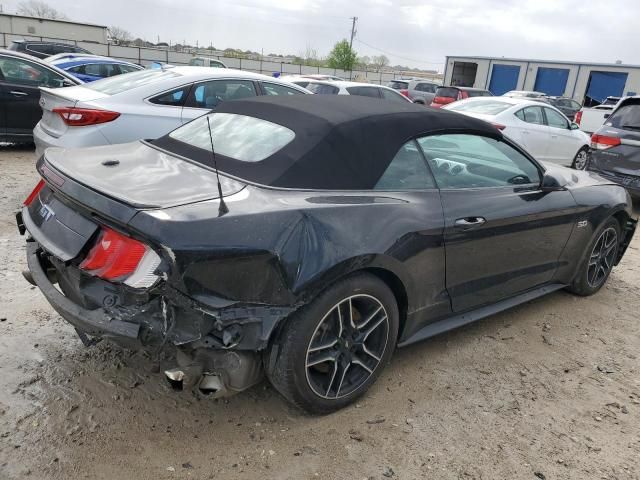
(0, 145, 639, 480)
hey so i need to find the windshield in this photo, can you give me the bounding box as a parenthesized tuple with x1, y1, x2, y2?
(606, 102, 640, 129)
(447, 100, 511, 115)
(387, 80, 409, 90)
(435, 87, 459, 98)
(169, 113, 295, 162)
(306, 83, 340, 95)
(85, 69, 179, 95)
(467, 90, 492, 97)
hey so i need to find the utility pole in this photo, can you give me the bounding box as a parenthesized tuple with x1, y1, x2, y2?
(349, 16, 357, 80)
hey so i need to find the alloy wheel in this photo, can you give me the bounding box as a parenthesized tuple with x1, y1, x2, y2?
(587, 227, 618, 288)
(305, 294, 389, 399)
(574, 150, 588, 170)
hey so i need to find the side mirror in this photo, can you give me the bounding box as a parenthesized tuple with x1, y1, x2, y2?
(62, 78, 76, 87)
(541, 172, 567, 192)
(570, 122, 580, 130)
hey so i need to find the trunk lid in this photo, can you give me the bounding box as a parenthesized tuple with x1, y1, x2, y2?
(38, 86, 110, 138)
(43, 141, 246, 209)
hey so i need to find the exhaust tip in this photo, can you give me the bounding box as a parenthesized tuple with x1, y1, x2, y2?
(164, 368, 185, 391)
(198, 374, 226, 397)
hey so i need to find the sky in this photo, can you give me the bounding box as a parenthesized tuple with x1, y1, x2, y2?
(4, 0, 639, 71)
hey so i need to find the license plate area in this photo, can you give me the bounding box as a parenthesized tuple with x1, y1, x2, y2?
(25, 185, 98, 262)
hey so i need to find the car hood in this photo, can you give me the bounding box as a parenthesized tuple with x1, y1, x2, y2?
(43, 141, 245, 209)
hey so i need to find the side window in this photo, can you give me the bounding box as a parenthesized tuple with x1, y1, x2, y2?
(83, 63, 120, 78)
(186, 80, 257, 108)
(417, 134, 541, 189)
(27, 43, 53, 55)
(381, 88, 408, 103)
(544, 107, 569, 129)
(0, 57, 65, 87)
(67, 65, 86, 74)
(515, 106, 545, 125)
(261, 82, 304, 96)
(149, 85, 191, 106)
(374, 141, 435, 190)
(346, 86, 381, 98)
(118, 64, 140, 74)
(569, 100, 582, 110)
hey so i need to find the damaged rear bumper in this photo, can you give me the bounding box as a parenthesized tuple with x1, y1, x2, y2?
(26, 241, 141, 340)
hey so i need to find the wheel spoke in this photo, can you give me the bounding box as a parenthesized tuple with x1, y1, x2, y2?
(325, 361, 339, 397)
(362, 344, 381, 362)
(588, 252, 599, 267)
(363, 315, 387, 341)
(306, 350, 338, 368)
(336, 305, 344, 338)
(351, 356, 374, 374)
(348, 298, 356, 329)
(356, 305, 383, 330)
(335, 363, 351, 398)
(308, 337, 338, 353)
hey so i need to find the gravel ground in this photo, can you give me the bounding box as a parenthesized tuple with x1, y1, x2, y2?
(1, 145, 639, 480)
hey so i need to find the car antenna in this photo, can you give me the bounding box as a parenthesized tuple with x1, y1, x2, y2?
(206, 115, 229, 216)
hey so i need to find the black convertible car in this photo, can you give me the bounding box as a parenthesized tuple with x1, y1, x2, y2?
(18, 95, 637, 414)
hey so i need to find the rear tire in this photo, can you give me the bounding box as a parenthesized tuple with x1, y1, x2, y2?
(265, 273, 399, 414)
(567, 218, 620, 296)
(571, 147, 589, 170)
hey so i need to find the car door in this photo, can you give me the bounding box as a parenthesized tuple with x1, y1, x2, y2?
(513, 105, 551, 161)
(181, 79, 259, 123)
(417, 133, 576, 312)
(0, 54, 67, 139)
(543, 106, 580, 166)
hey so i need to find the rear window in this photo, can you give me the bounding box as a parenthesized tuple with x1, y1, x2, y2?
(85, 69, 180, 95)
(306, 83, 339, 95)
(169, 113, 295, 162)
(189, 58, 205, 66)
(435, 87, 459, 98)
(466, 90, 492, 97)
(606, 101, 640, 130)
(387, 80, 409, 90)
(447, 100, 512, 115)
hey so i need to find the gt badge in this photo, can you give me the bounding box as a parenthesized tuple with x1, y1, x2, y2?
(577, 220, 588, 228)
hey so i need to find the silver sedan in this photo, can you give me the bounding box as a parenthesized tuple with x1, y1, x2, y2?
(33, 66, 310, 155)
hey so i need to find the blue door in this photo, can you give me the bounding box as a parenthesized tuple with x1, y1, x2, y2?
(534, 68, 569, 96)
(585, 71, 628, 104)
(488, 64, 520, 95)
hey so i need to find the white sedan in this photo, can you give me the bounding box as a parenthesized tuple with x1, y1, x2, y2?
(283, 79, 412, 103)
(444, 97, 590, 169)
(33, 66, 310, 155)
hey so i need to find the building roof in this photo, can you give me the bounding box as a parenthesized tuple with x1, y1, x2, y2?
(446, 55, 640, 70)
(0, 13, 107, 29)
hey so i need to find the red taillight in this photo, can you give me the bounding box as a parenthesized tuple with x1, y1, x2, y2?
(399, 89, 409, 97)
(574, 110, 583, 125)
(23, 179, 45, 206)
(432, 96, 453, 105)
(492, 123, 506, 131)
(591, 133, 621, 150)
(53, 107, 120, 127)
(80, 228, 147, 281)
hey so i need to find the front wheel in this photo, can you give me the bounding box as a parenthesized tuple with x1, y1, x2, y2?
(571, 147, 589, 170)
(567, 218, 620, 296)
(265, 273, 399, 414)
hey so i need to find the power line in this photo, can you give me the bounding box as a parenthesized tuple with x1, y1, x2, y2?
(354, 38, 444, 66)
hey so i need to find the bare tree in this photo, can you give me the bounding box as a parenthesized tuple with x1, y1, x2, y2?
(108, 26, 133, 45)
(17, 0, 67, 19)
(372, 55, 390, 71)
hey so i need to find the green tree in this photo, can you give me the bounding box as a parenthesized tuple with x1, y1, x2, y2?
(327, 39, 357, 71)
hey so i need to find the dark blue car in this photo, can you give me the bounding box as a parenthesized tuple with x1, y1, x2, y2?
(44, 54, 143, 82)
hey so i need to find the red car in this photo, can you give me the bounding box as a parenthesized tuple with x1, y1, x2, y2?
(431, 86, 493, 108)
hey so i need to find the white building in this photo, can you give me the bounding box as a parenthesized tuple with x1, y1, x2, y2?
(444, 56, 640, 106)
(0, 13, 108, 45)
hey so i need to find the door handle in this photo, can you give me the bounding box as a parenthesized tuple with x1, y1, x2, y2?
(9, 90, 28, 96)
(454, 217, 486, 229)
(551, 135, 558, 138)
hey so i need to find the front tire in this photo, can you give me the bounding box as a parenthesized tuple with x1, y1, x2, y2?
(265, 273, 399, 414)
(567, 218, 620, 296)
(571, 147, 589, 170)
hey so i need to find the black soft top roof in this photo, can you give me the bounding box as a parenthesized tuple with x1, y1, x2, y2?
(153, 94, 502, 190)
